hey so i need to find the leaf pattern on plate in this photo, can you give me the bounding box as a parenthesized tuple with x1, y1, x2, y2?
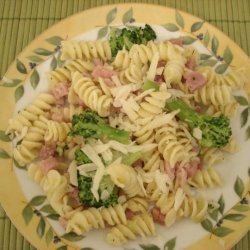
(122, 7, 133, 24)
(139, 244, 160, 250)
(97, 26, 109, 39)
(234, 176, 245, 198)
(223, 46, 233, 65)
(211, 36, 219, 55)
(181, 36, 197, 45)
(27, 55, 43, 63)
(45, 227, 54, 246)
(218, 195, 225, 215)
(29, 195, 46, 206)
(37, 217, 46, 238)
(215, 63, 228, 74)
(213, 227, 234, 237)
(50, 55, 57, 70)
(15, 85, 24, 102)
(203, 30, 210, 46)
(240, 108, 249, 128)
(0, 130, 11, 142)
(162, 23, 179, 32)
(30, 68, 40, 89)
(106, 7, 117, 25)
(61, 232, 85, 242)
(0, 148, 10, 159)
(164, 237, 176, 250)
(46, 36, 63, 46)
(0, 78, 22, 87)
(22, 204, 33, 225)
(191, 21, 204, 32)
(16, 59, 27, 74)
(201, 219, 213, 232)
(223, 213, 246, 221)
(34, 48, 53, 56)
(175, 11, 184, 29)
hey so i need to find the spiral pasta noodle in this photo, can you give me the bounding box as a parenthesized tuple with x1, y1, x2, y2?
(201, 148, 224, 168)
(8, 93, 55, 133)
(61, 40, 112, 61)
(123, 197, 149, 213)
(107, 164, 145, 198)
(44, 120, 71, 142)
(106, 213, 155, 246)
(27, 163, 46, 186)
(13, 115, 48, 166)
(112, 49, 131, 70)
(72, 71, 112, 117)
(63, 105, 84, 121)
(66, 204, 127, 235)
(188, 167, 222, 188)
(47, 59, 94, 86)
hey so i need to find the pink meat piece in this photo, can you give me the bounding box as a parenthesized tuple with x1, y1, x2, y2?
(52, 83, 69, 100)
(185, 159, 200, 179)
(93, 58, 103, 66)
(67, 187, 82, 208)
(157, 60, 167, 68)
(183, 71, 207, 91)
(154, 74, 164, 83)
(59, 217, 67, 229)
(51, 107, 64, 122)
(91, 65, 118, 79)
(125, 209, 135, 220)
(39, 143, 56, 160)
(186, 57, 197, 70)
(132, 159, 144, 168)
(169, 38, 183, 47)
(39, 156, 58, 174)
(151, 207, 165, 225)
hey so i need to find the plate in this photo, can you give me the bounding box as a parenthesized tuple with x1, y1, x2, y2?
(0, 4, 250, 250)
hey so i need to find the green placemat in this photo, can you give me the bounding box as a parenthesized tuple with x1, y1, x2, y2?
(0, 0, 249, 249)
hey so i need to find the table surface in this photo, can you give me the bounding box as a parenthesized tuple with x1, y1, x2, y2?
(0, 0, 249, 249)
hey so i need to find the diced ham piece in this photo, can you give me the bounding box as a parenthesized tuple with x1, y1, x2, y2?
(157, 60, 167, 68)
(40, 156, 58, 174)
(67, 187, 82, 208)
(39, 143, 56, 160)
(185, 159, 200, 179)
(59, 217, 67, 229)
(91, 65, 118, 79)
(52, 83, 69, 100)
(183, 71, 207, 91)
(93, 58, 103, 66)
(154, 74, 164, 83)
(151, 207, 165, 225)
(55, 97, 65, 106)
(132, 159, 144, 168)
(176, 166, 188, 186)
(125, 209, 135, 220)
(51, 107, 64, 122)
(169, 38, 183, 47)
(186, 57, 197, 70)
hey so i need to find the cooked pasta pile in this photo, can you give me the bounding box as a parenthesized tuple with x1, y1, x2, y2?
(8, 25, 247, 246)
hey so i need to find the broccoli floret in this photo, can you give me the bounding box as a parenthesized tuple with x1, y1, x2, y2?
(166, 99, 232, 148)
(78, 175, 118, 208)
(75, 148, 92, 165)
(69, 111, 130, 144)
(109, 24, 157, 57)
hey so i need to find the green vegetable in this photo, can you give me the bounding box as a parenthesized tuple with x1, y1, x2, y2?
(142, 80, 160, 91)
(75, 148, 92, 165)
(166, 99, 232, 148)
(121, 152, 142, 165)
(78, 175, 118, 208)
(109, 24, 157, 57)
(69, 111, 130, 144)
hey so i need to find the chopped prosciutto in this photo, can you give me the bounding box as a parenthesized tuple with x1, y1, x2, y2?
(186, 57, 197, 70)
(93, 58, 103, 66)
(39, 143, 56, 160)
(91, 65, 118, 79)
(185, 159, 200, 178)
(125, 209, 135, 220)
(176, 166, 188, 186)
(132, 159, 144, 168)
(104, 78, 115, 87)
(40, 156, 58, 174)
(52, 83, 69, 100)
(154, 74, 164, 83)
(51, 107, 64, 122)
(169, 38, 183, 47)
(67, 187, 82, 208)
(183, 71, 207, 91)
(157, 60, 167, 68)
(151, 207, 165, 225)
(59, 217, 67, 229)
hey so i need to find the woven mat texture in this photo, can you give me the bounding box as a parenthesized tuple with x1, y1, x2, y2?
(0, 0, 249, 249)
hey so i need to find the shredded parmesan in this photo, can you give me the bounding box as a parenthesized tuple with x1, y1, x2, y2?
(68, 161, 78, 186)
(193, 127, 202, 140)
(147, 52, 159, 81)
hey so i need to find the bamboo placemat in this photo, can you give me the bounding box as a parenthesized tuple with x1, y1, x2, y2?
(0, 0, 249, 249)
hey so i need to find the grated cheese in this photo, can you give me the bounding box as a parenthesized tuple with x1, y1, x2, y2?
(193, 127, 202, 140)
(146, 52, 159, 81)
(68, 160, 78, 186)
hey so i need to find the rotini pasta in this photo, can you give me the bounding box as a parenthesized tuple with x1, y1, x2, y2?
(106, 213, 155, 246)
